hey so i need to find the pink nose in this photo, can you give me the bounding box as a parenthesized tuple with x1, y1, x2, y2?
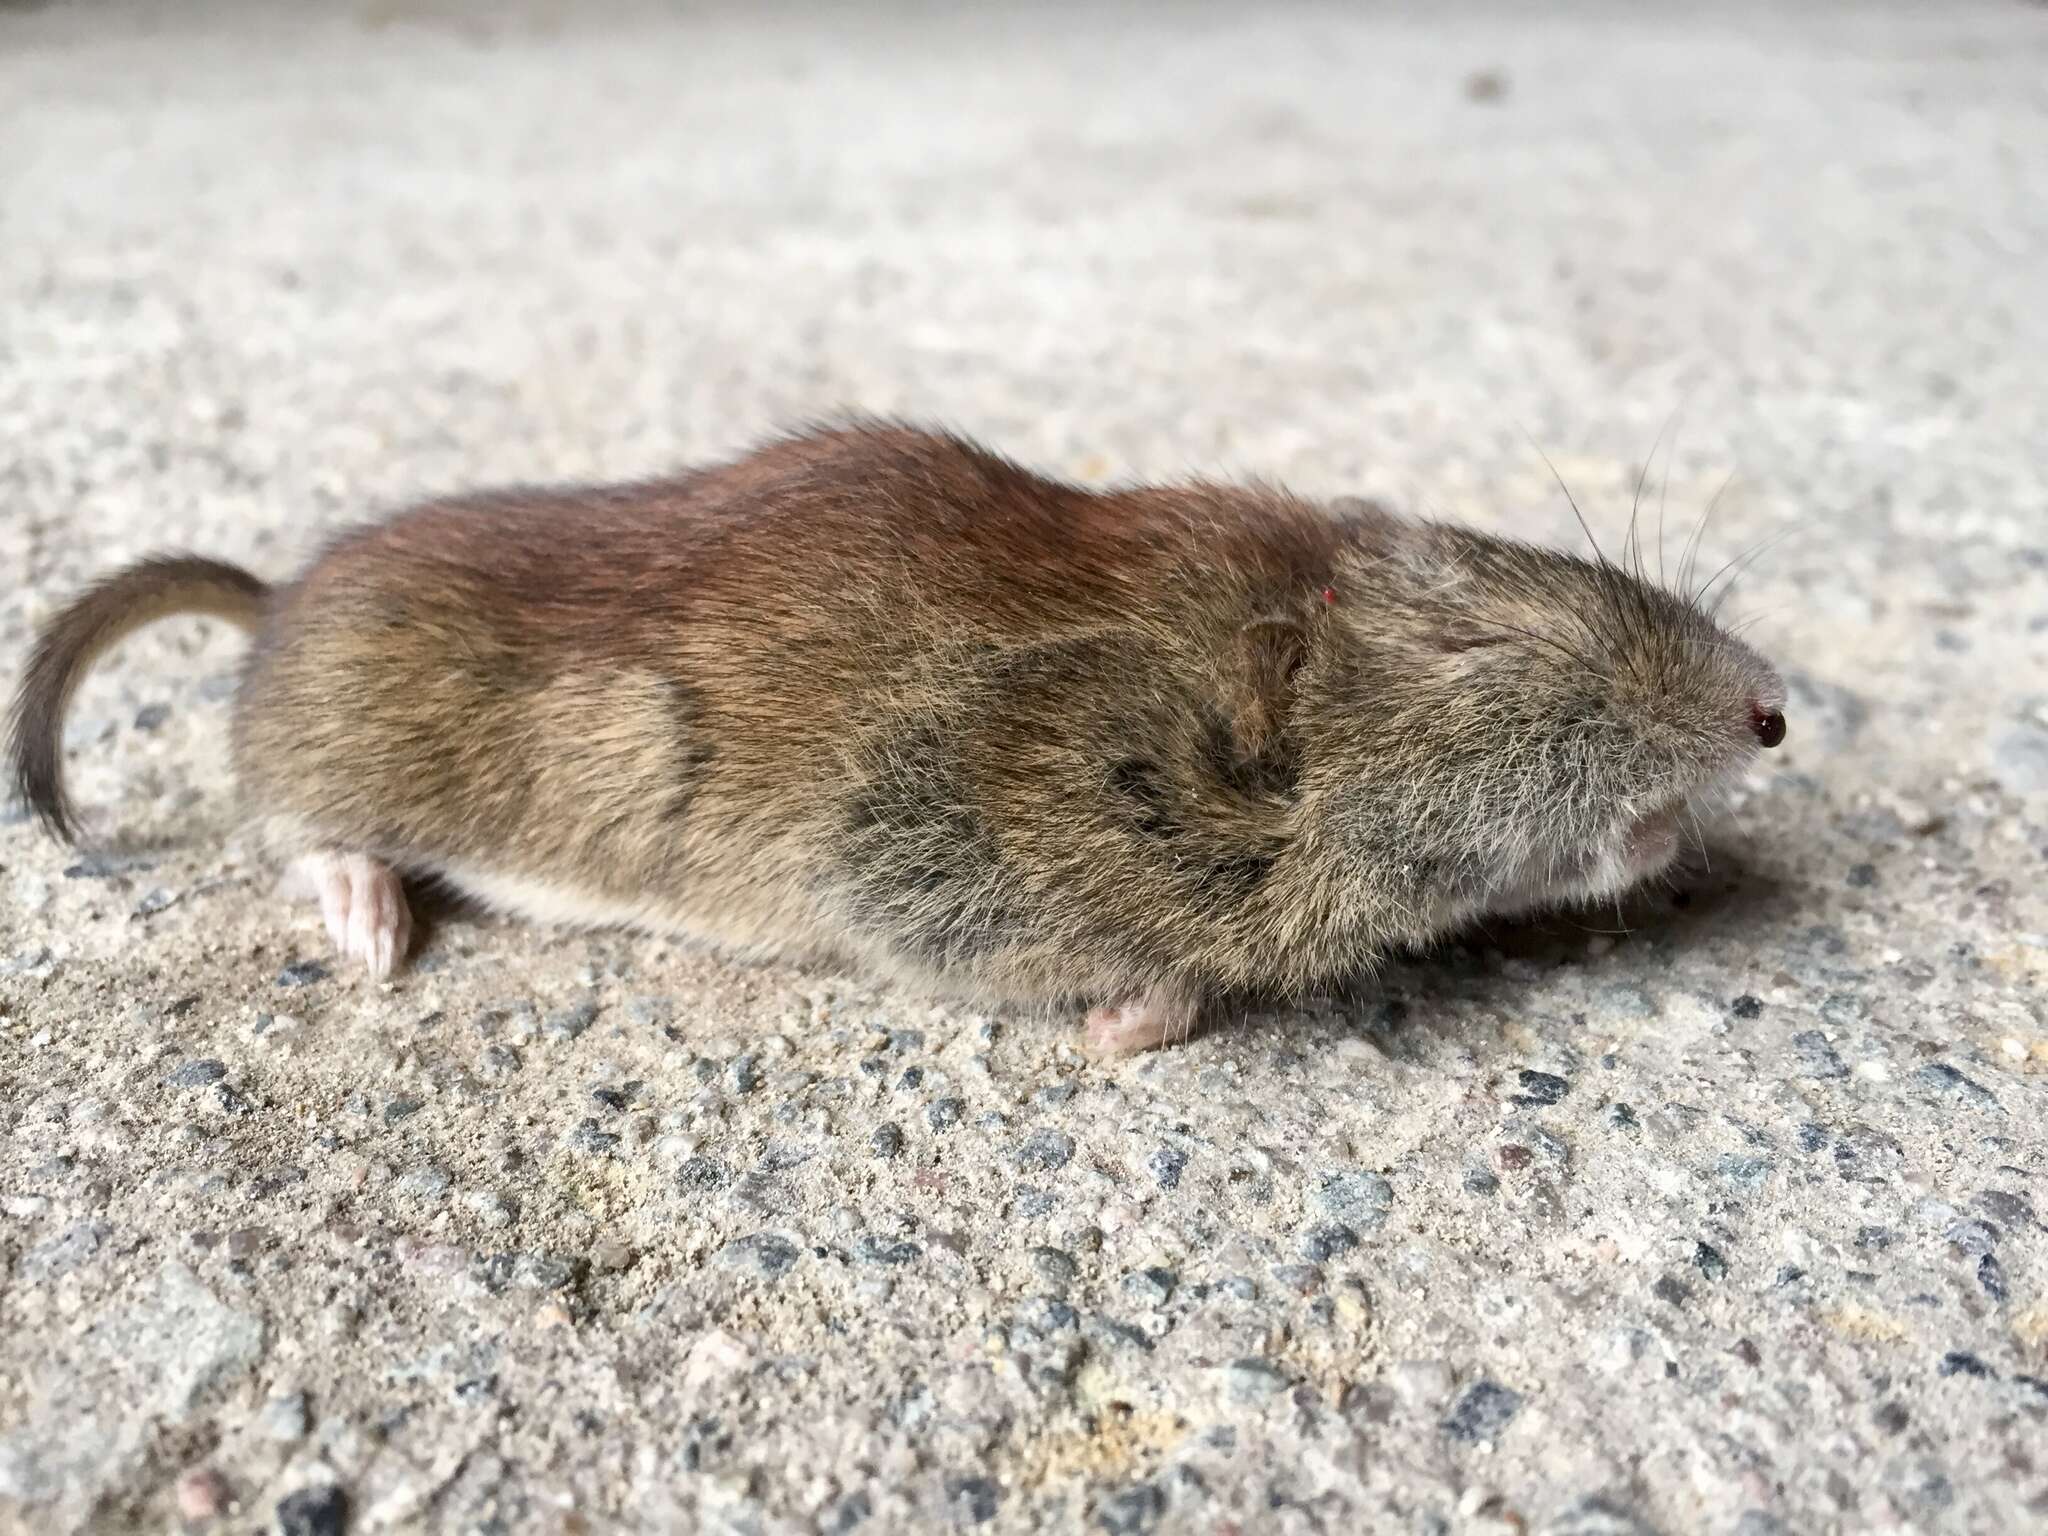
(1751, 705, 1786, 748)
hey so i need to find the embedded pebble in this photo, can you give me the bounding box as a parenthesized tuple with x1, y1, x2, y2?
(1121, 1267, 1176, 1307)
(717, 1233, 798, 1278)
(1313, 1169, 1393, 1231)
(1215, 1359, 1287, 1403)
(259, 1392, 312, 1441)
(1148, 1147, 1188, 1189)
(1443, 1380, 1523, 1443)
(276, 1484, 348, 1536)
(1015, 1129, 1074, 1171)
(544, 1000, 600, 1041)
(1030, 1247, 1078, 1291)
(394, 1166, 453, 1201)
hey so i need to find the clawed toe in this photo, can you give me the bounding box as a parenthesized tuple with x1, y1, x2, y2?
(301, 851, 413, 979)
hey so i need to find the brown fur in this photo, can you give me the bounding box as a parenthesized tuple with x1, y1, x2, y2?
(8, 420, 1786, 1020)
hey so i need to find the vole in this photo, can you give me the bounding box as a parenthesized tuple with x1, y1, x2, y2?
(8, 421, 1787, 1054)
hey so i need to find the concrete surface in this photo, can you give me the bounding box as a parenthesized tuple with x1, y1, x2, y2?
(3, 1, 2046, 1532)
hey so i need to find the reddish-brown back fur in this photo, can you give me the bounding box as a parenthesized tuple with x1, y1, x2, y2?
(227, 422, 1376, 1003)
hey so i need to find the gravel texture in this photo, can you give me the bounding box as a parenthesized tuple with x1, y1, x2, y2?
(3, 2, 2047, 1532)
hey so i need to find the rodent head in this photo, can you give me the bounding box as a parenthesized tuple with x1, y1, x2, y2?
(1310, 516, 1786, 928)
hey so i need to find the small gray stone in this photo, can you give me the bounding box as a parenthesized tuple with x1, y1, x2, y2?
(276, 961, 328, 988)
(1222, 1358, 1291, 1402)
(1790, 1030, 1848, 1079)
(1148, 1147, 1188, 1189)
(1030, 1247, 1078, 1290)
(1944, 1219, 1998, 1258)
(1913, 1063, 2003, 1113)
(946, 1476, 999, 1525)
(471, 1251, 583, 1294)
(1509, 1069, 1569, 1107)
(1595, 983, 1657, 1018)
(1087, 1316, 1153, 1354)
(855, 1235, 921, 1265)
(276, 1483, 347, 1536)
(139, 1261, 267, 1413)
(1442, 1379, 1522, 1442)
(871, 1122, 905, 1159)
(567, 1120, 622, 1158)
(1016, 1129, 1075, 1171)
(927, 1097, 965, 1132)
(1313, 1169, 1393, 1231)
(1122, 1267, 1177, 1307)
(165, 1059, 227, 1087)
(1096, 1482, 1166, 1535)
(544, 1000, 600, 1041)
(394, 1165, 452, 1201)
(677, 1156, 729, 1191)
(22, 1221, 109, 1279)
(259, 1391, 312, 1442)
(1302, 1224, 1360, 1262)
(463, 1190, 519, 1228)
(717, 1232, 798, 1278)
(727, 1053, 762, 1094)
(1717, 1155, 1774, 1192)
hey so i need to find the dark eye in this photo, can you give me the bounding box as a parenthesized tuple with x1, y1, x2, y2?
(1751, 706, 1786, 748)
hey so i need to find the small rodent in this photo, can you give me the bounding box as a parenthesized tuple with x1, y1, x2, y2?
(9, 421, 1786, 1054)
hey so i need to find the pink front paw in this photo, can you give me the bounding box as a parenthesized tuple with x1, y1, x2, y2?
(1083, 986, 1199, 1058)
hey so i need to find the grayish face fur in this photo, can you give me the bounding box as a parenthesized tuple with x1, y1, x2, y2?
(1313, 519, 1786, 931)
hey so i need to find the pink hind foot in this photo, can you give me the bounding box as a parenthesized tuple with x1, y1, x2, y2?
(295, 851, 412, 979)
(1083, 986, 1200, 1058)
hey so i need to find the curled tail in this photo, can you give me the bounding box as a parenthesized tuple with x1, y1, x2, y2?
(8, 555, 270, 843)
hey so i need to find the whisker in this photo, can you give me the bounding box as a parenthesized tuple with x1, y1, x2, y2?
(1680, 468, 1738, 601)
(1566, 917, 1637, 936)
(1702, 526, 1800, 616)
(1521, 428, 1607, 568)
(1459, 617, 1607, 675)
(1684, 804, 1712, 874)
(1630, 401, 1683, 589)
(1723, 606, 1792, 638)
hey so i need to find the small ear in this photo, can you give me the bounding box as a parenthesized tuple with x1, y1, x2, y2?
(1224, 616, 1308, 762)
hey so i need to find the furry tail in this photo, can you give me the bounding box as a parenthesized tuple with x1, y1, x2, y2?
(8, 555, 269, 843)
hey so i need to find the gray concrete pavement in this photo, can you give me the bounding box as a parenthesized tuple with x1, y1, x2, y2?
(3, 2, 2046, 1532)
